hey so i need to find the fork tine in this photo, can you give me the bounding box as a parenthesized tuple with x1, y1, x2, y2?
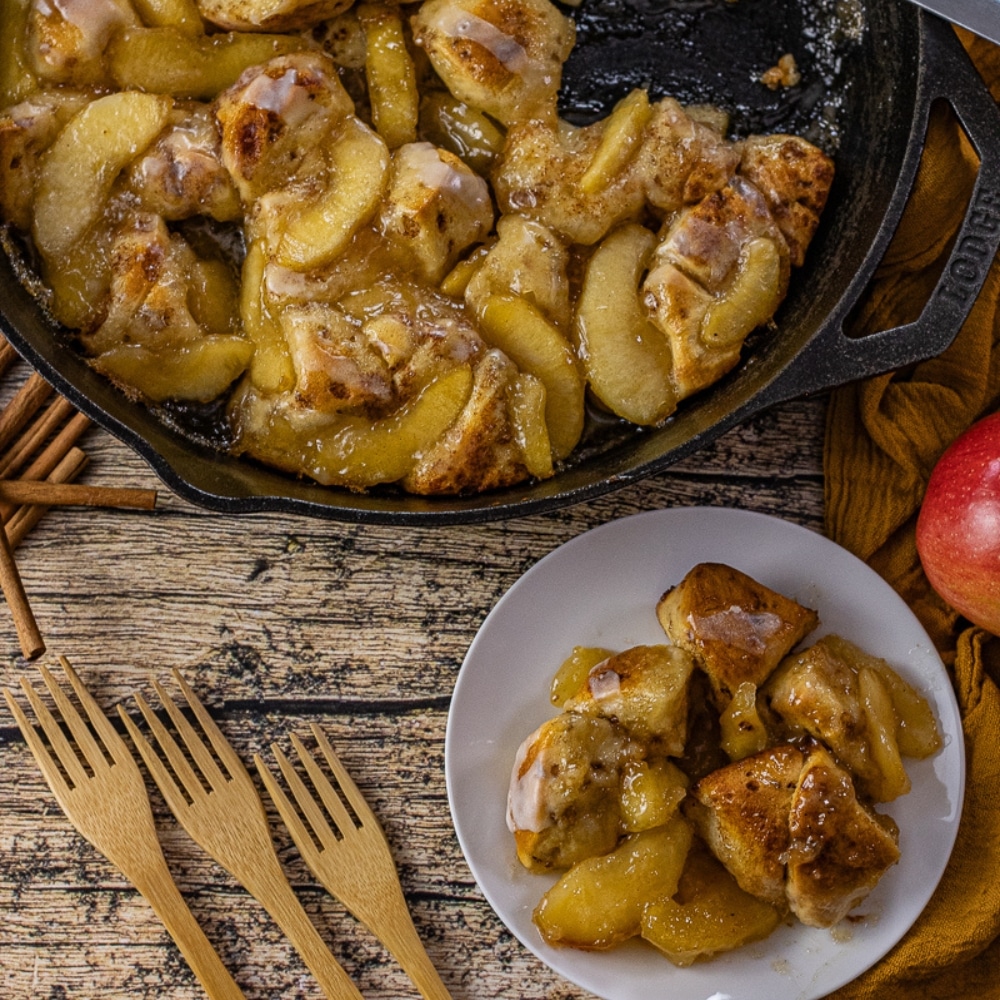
(149, 676, 229, 788)
(253, 750, 322, 849)
(3, 686, 76, 797)
(7, 686, 253, 1000)
(311, 725, 380, 827)
(35, 661, 109, 771)
(129, 686, 366, 1000)
(276, 742, 346, 841)
(118, 697, 201, 816)
(289, 732, 360, 835)
(171, 670, 248, 782)
(56, 657, 130, 766)
(16, 675, 91, 789)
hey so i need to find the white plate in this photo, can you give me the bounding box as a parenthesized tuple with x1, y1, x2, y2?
(445, 507, 965, 1000)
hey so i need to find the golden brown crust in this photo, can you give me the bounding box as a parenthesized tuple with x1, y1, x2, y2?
(657, 562, 819, 705)
(690, 741, 901, 927)
(739, 135, 835, 267)
(214, 52, 354, 202)
(785, 744, 900, 927)
(562, 644, 694, 753)
(412, 0, 575, 126)
(403, 348, 530, 494)
(492, 118, 647, 246)
(198, 0, 353, 33)
(654, 177, 790, 295)
(761, 638, 877, 792)
(687, 743, 806, 906)
(507, 711, 636, 872)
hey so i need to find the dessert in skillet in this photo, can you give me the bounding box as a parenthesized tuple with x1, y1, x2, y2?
(506, 563, 942, 965)
(0, 0, 833, 495)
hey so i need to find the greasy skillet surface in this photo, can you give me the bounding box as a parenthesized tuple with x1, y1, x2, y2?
(560, 0, 852, 143)
(0, 0, 978, 522)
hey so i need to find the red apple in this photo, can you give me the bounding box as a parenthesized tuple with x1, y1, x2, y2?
(916, 411, 1000, 633)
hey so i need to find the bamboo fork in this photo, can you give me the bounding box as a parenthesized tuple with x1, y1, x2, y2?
(255, 727, 453, 1000)
(1, 658, 247, 1000)
(120, 672, 364, 1000)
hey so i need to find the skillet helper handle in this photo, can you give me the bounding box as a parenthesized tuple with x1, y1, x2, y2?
(765, 13, 1000, 402)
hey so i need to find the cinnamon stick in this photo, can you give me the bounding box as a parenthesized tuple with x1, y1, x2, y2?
(0, 411, 91, 521)
(0, 515, 44, 659)
(21, 410, 91, 478)
(0, 480, 156, 510)
(0, 396, 76, 478)
(0, 373, 53, 453)
(0, 336, 20, 379)
(6, 448, 89, 549)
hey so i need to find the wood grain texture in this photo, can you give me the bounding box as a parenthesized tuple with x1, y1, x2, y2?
(0, 355, 828, 1000)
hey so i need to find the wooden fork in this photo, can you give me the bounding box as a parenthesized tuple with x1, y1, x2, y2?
(119, 671, 363, 1000)
(255, 725, 453, 1000)
(2, 658, 247, 1000)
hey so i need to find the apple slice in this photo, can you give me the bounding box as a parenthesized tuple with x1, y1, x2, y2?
(508, 372, 553, 480)
(357, 3, 419, 149)
(700, 236, 782, 348)
(108, 27, 305, 100)
(274, 116, 389, 272)
(33, 91, 172, 260)
(576, 223, 677, 426)
(312, 364, 473, 486)
(642, 844, 781, 966)
(95, 336, 253, 403)
(476, 294, 584, 461)
(533, 817, 693, 950)
(240, 242, 296, 394)
(580, 89, 652, 195)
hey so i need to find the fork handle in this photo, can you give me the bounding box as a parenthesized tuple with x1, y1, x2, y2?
(377, 904, 453, 1000)
(132, 865, 248, 1000)
(247, 866, 364, 1000)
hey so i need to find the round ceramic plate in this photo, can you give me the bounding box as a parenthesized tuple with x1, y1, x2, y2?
(445, 506, 965, 1000)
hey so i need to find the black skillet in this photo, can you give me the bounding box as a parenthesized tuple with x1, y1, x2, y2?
(2, 0, 999, 524)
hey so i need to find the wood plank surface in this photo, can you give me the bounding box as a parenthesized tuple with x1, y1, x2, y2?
(0, 351, 829, 1000)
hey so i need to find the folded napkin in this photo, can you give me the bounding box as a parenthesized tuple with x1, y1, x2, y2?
(824, 29, 1000, 1000)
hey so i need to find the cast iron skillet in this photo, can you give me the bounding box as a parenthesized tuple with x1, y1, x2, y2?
(2, 1, 999, 524)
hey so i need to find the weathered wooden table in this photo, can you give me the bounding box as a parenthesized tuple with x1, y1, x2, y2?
(0, 351, 826, 999)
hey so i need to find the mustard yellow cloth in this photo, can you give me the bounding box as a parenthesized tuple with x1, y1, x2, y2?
(824, 30, 1000, 1000)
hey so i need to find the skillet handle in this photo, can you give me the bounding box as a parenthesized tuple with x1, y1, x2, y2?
(758, 13, 1000, 406)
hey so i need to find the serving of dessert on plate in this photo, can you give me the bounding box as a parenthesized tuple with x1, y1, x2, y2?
(446, 507, 964, 1000)
(507, 561, 941, 964)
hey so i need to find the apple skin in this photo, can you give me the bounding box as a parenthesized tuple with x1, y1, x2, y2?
(916, 411, 1000, 633)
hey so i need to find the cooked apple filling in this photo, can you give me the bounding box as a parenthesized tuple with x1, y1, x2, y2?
(0, 0, 834, 495)
(506, 563, 941, 962)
